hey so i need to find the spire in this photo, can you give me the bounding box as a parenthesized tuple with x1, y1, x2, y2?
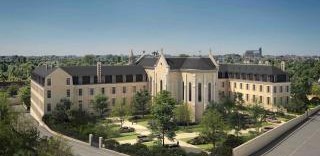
(128, 49, 134, 65)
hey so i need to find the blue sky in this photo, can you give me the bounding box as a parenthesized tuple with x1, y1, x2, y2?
(0, 0, 319, 56)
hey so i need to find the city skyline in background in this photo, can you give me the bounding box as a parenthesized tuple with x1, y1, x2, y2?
(1, 0, 320, 56)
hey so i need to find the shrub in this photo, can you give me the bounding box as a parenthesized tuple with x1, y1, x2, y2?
(103, 139, 119, 150)
(119, 126, 135, 133)
(187, 136, 209, 145)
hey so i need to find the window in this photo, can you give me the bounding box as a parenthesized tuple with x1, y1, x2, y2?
(198, 83, 202, 102)
(126, 75, 133, 82)
(73, 76, 79, 85)
(112, 98, 116, 106)
(260, 85, 263, 92)
(246, 94, 249, 101)
(47, 90, 51, 98)
(47, 78, 51, 86)
(101, 88, 105, 94)
(267, 86, 270, 93)
(189, 82, 192, 101)
(123, 86, 126, 93)
(286, 86, 289, 92)
(132, 86, 136, 93)
(112, 87, 116, 94)
(136, 74, 143, 82)
(94, 76, 98, 84)
(273, 86, 277, 93)
(240, 83, 242, 89)
(260, 96, 262, 103)
(182, 82, 184, 100)
(160, 80, 163, 91)
(143, 85, 146, 90)
(66, 89, 70, 97)
(280, 97, 283, 105)
(66, 78, 70, 85)
(79, 100, 83, 111)
(273, 97, 277, 105)
(280, 86, 283, 93)
(253, 85, 256, 91)
(246, 84, 249, 90)
(267, 97, 270, 105)
(286, 96, 289, 104)
(234, 82, 237, 89)
(116, 75, 123, 83)
(82, 76, 90, 84)
(222, 82, 225, 87)
(105, 75, 113, 83)
(208, 83, 212, 102)
(47, 103, 51, 112)
(79, 89, 82, 96)
(90, 88, 94, 95)
(252, 95, 256, 102)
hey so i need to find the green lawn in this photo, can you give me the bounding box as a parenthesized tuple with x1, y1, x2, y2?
(177, 124, 202, 133)
(195, 143, 213, 151)
(142, 141, 156, 147)
(112, 132, 139, 141)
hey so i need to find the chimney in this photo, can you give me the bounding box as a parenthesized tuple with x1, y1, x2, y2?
(280, 61, 286, 71)
(97, 62, 102, 83)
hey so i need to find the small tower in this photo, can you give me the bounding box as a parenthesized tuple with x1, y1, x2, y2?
(128, 49, 134, 65)
(97, 62, 102, 83)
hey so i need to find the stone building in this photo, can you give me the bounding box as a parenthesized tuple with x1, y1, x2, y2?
(31, 51, 290, 122)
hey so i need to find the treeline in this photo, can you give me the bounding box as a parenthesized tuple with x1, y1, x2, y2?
(0, 55, 130, 82)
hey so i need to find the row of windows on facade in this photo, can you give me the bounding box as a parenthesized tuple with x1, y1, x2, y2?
(46, 74, 146, 86)
(222, 82, 290, 93)
(46, 86, 145, 98)
(220, 91, 289, 105)
(218, 72, 289, 82)
(157, 80, 213, 103)
(46, 97, 127, 112)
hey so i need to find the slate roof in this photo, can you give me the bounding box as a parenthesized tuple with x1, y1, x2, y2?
(60, 65, 146, 76)
(135, 56, 158, 68)
(32, 66, 57, 77)
(165, 57, 216, 70)
(219, 64, 287, 75)
(32, 65, 146, 78)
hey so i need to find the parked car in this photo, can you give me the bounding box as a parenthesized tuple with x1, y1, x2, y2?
(137, 135, 153, 143)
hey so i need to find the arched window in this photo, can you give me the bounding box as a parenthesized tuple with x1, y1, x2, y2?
(160, 80, 163, 91)
(189, 82, 192, 101)
(198, 83, 202, 102)
(208, 83, 212, 102)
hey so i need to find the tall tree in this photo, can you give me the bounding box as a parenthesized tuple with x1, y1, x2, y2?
(249, 104, 267, 132)
(151, 90, 176, 146)
(37, 136, 73, 156)
(201, 109, 228, 153)
(18, 86, 31, 109)
(311, 83, 320, 97)
(133, 90, 151, 118)
(174, 103, 191, 128)
(112, 101, 131, 128)
(92, 94, 109, 118)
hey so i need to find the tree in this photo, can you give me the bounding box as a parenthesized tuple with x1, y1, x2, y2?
(112, 101, 131, 128)
(283, 97, 305, 113)
(311, 83, 320, 97)
(92, 94, 109, 118)
(234, 92, 244, 137)
(151, 90, 176, 146)
(201, 109, 228, 153)
(18, 86, 31, 109)
(174, 102, 191, 128)
(37, 136, 73, 156)
(52, 98, 72, 123)
(133, 90, 151, 118)
(249, 104, 267, 132)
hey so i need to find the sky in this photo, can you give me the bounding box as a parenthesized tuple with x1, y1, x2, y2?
(0, 0, 319, 56)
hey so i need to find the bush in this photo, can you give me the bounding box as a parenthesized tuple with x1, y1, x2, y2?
(187, 136, 209, 145)
(103, 139, 119, 150)
(119, 126, 135, 133)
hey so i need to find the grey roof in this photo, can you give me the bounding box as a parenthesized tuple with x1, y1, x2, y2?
(135, 56, 159, 68)
(60, 65, 146, 76)
(165, 57, 216, 70)
(219, 64, 287, 75)
(32, 66, 57, 77)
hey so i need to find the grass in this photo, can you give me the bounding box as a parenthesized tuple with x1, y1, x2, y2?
(112, 132, 139, 141)
(135, 115, 152, 128)
(142, 141, 156, 147)
(195, 144, 213, 151)
(177, 124, 202, 133)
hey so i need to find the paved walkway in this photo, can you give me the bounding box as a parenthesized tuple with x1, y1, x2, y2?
(256, 111, 320, 156)
(115, 120, 203, 154)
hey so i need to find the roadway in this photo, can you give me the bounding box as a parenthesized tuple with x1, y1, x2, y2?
(255, 111, 320, 156)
